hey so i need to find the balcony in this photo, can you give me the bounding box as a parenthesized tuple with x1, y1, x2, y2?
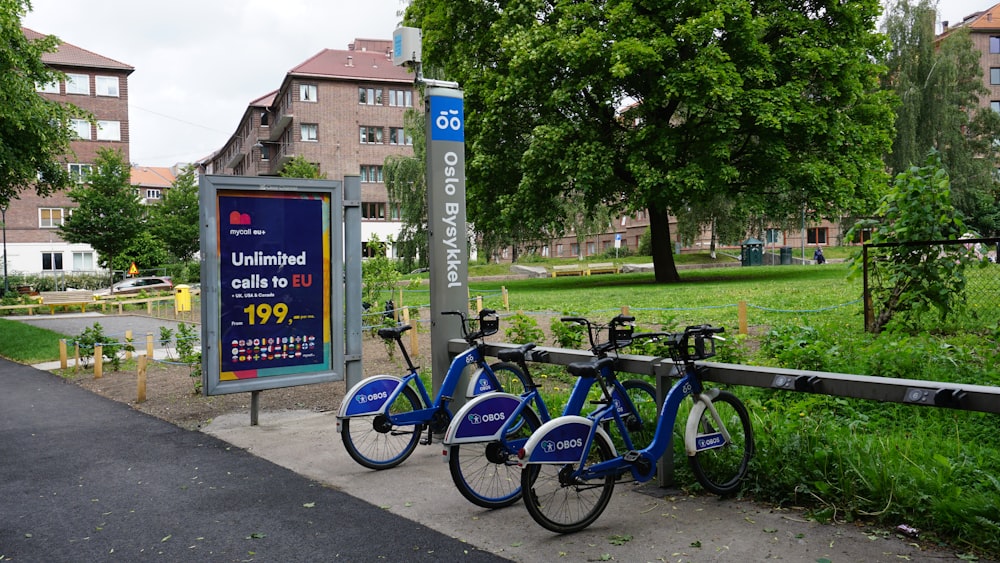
(268, 111, 293, 141)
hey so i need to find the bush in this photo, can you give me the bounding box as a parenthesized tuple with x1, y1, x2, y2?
(504, 312, 543, 344)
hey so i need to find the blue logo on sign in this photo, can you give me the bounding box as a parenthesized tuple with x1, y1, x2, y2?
(430, 96, 464, 142)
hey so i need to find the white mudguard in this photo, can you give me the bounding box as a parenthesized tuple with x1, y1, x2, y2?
(464, 366, 501, 398)
(335, 375, 404, 433)
(444, 392, 522, 446)
(684, 388, 729, 456)
(520, 415, 616, 465)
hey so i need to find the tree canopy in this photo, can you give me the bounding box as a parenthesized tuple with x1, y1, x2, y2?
(150, 165, 200, 261)
(0, 0, 84, 206)
(407, 0, 895, 281)
(58, 148, 144, 277)
(279, 155, 327, 179)
(881, 0, 1000, 236)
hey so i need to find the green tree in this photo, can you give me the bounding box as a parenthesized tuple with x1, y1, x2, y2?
(115, 230, 169, 274)
(849, 152, 974, 333)
(881, 0, 1000, 236)
(149, 165, 200, 261)
(279, 155, 326, 179)
(383, 108, 429, 272)
(58, 148, 144, 281)
(0, 1, 85, 205)
(408, 0, 895, 282)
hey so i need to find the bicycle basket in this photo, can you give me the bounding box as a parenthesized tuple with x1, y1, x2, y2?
(610, 324, 634, 349)
(478, 314, 499, 337)
(689, 334, 717, 361)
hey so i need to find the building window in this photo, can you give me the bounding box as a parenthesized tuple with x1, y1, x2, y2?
(807, 227, 828, 245)
(68, 163, 92, 183)
(389, 127, 412, 145)
(71, 119, 91, 140)
(96, 76, 119, 97)
(40, 207, 67, 227)
(359, 87, 383, 105)
(97, 120, 121, 141)
(146, 189, 161, 200)
(42, 252, 64, 271)
(992, 68, 1000, 85)
(66, 73, 89, 95)
(360, 165, 383, 183)
(992, 36, 1000, 54)
(301, 123, 318, 142)
(993, 101, 1000, 113)
(259, 145, 270, 161)
(389, 204, 401, 220)
(765, 228, 780, 243)
(260, 111, 269, 127)
(73, 251, 94, 271)
(36, 80, 59, 93)
(571, 243, 580, 256)
(360, 126, 383, 144)
(388, 89, 413, 107)
(587, 242, 596, 255)
(556, 244, 564, 257)
(299, 83, 317, 102)
(362, 202, 386, 220)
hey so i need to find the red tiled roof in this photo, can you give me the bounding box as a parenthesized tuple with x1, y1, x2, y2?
(131, 166, 175, 188)
(290, 47, 414, 83)
(23, 27, 134, 73)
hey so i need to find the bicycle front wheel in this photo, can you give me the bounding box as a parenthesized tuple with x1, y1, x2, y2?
(620, 379, 657, 451)
(489, 361, 528, 396)
(341, 385, 423, 470)
(521, 430, 616, 534)
(687, 390, 753, 495)
(449, 406, 541, 509)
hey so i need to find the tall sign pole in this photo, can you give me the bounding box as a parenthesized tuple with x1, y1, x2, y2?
(393, 26, 470, 398)
(425, 87, 468, 395)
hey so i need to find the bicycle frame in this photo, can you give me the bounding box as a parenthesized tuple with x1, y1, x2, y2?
(520, 362, 727, 484)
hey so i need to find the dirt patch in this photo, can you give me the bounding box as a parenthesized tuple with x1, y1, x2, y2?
(66, 330, 432, 431)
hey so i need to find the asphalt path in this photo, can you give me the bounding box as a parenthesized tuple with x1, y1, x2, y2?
(0, 357, 505, 561)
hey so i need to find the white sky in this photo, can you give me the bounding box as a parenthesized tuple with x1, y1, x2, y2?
(20, 0, 996, 168)
(22, 0, 407, 167)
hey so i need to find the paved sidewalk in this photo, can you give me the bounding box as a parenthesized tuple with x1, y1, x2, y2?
(0, 359, 505, 562)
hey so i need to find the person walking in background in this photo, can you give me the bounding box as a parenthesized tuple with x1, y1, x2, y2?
(813, 245, 826, 265)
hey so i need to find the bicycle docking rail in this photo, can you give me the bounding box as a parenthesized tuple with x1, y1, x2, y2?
(448, 339, 1000, 486)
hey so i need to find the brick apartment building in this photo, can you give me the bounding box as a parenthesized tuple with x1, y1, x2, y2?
(204, 39, 416, 256)
(3, 29, 133, 278)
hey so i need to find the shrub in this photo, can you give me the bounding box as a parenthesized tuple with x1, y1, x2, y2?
(504, 312, 543, 344)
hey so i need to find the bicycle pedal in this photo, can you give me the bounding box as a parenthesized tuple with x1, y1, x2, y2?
(622, 450, 641, 463)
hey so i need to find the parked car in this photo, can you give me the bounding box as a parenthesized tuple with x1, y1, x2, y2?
(94, 276, 174, 297)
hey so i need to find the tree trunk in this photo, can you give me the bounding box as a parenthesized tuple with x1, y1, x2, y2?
(648, 203, 681, 283)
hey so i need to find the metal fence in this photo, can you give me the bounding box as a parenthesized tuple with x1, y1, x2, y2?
(861, 237, 1000, 332)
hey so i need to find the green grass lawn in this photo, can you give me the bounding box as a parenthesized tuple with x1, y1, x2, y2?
(0, 319, 68, 363)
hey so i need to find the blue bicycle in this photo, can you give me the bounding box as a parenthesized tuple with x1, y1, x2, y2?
(336, 309, 528, 471)
(518, 325, 754, 533)
(443, 314, 659, 509)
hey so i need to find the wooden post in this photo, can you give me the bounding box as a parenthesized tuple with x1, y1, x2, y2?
(94, 344, 103, 379)
(402, 307, 418, 357)
(125, 330, 133, 361)
(621, 305, 630, 317)
(147, 301, 153, 316)
(74, 343, 80, 374)
(502, 286, 509, 311)
(137, 355, 147, 403)
(146, 333, 154, 358)
(59, 339, 68, 370)
(476, 295, 483, 313)
(738, 300, 748, 335)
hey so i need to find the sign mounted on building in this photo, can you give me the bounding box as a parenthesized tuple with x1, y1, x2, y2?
(198, 175, 345, 396)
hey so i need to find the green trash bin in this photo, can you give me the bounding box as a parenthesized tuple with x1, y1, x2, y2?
(779, 246, 792, 265)
(741, 238, 764, 266)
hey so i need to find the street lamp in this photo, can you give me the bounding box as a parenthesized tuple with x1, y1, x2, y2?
(1, 201, 8, 295)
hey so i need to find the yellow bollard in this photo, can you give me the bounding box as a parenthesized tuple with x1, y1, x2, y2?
(59, 339, 68, 370)
(137, 355, 147, 403)
(502, 286, 509, 311)
(94, 344, 103, 379)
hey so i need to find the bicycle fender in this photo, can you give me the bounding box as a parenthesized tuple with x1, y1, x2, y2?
(466, 366, 499, 397)
(444, 393, 522, 445)
(684, 389, 725, 456)
(337, 375, 403, 419)
(520, 416, 614, 465)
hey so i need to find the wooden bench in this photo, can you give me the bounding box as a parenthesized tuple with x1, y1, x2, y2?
(551, 264, 586, 277)
(39, 290, 95, 314)
(586, 262, 619, 275)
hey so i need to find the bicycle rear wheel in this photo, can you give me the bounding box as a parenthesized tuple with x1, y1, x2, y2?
(449, 406, 541, 509)
(341, 385, 423, 470)
(521, 431, 616, 534)
(687, 390, 753, 495)
(489, 361, 528, 396)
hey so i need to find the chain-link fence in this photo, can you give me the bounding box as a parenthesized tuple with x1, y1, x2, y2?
(861, 237, 1000, 333)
